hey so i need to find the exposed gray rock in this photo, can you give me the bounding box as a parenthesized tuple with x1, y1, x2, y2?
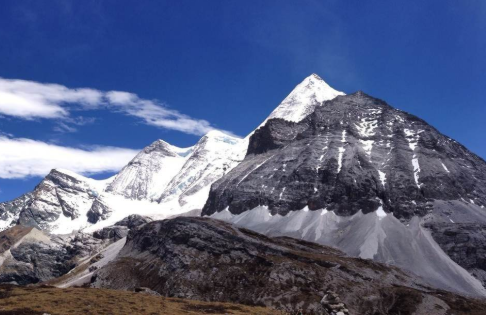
(93, 226, 129, 241)
(203, 92, 486, 220)
(5, 242, 74, 284)
(321, 290, 349, 314)
(91, 217, 475, 314)
(0, 224, 112, 285)
(134, 287, 161, 296)
(87, 199, 112, 224)
(425, 221, 486, 287)
(114, 214, 152, 229)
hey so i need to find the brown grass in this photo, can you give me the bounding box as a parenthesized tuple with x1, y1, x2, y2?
(0, 285, 282, 315)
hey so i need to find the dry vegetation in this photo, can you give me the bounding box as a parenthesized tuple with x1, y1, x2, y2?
(0, 285, 281, 315)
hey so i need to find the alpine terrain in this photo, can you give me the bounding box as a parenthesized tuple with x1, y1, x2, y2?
(202, 75, 486, 297)
(0, 73, 485, 312)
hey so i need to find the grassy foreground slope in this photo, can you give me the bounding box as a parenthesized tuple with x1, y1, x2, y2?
(0, 285, 280, 315)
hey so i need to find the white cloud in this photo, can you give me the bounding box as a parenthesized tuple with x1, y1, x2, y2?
(0, 79, 101, 119)
(0, 135, 138, 179)
(105, 91, 215, 136)
(0, 77, 222, 136)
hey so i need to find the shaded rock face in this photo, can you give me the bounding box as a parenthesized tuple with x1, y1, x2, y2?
(114, 214, 152, 229)
(0, 227, 78, 285)
(58, 232, 106, 258)
(0, 226, 33, 254)
(20, 170, 97, 226)
(425, 221, 486, 287)
(2, 243, 74, 285)
(87, 199, 112, 224)
(0, 214, 154, 286)
(93, 226, 129, 242)
(89, 217, 481, 314)
(203, 92, 486, 221)
(0, 225, 109, 285)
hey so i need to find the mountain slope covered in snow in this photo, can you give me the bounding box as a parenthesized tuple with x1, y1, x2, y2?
(106, 140, 191, 201)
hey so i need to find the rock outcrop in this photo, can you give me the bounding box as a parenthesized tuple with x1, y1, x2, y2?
(91, 217, 486, 314)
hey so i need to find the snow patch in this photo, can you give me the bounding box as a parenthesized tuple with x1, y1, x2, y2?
(360, 140, 374, 157)
(337, 130, 346, 173)
(441, 162, 450, 173)
(376, 206, 387, 220)
(412, 156, 422, 188)
(378, 170, 386, 187)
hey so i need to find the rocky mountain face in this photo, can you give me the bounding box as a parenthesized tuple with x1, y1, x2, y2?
(203, 91, 486, 218)
(90, 217, 486, 314)
(0, 225, 90, 284)
(0, 214, 151, 286)
(0, 169, 111, 233)
(1, 215, 485, 314)
(202, 89, 486, 297)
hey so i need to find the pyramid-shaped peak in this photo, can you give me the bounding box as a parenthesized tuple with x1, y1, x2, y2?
(301, 73, 334, 89)
(263, 73, 345, 123)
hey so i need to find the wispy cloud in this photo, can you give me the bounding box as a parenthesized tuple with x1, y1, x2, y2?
(0, 77, 223, 136)
(105, 91, 216, 136)
(53, 116, 97, 133)
(0, 135, 138, 179)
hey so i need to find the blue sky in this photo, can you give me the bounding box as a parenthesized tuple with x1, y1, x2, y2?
(0, 0, 484, 201)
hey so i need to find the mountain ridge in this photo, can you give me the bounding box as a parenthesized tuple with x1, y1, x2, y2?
(1, 73, 486, 299)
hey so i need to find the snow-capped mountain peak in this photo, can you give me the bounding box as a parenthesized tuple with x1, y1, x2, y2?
(105, 140, 190, 201)
(156, 130, 245, 210)
(264, 73, 345, 124)
(141, 139, 192, 157)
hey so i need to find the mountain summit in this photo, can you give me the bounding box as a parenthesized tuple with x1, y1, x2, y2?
(263, 73, 345, 124)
